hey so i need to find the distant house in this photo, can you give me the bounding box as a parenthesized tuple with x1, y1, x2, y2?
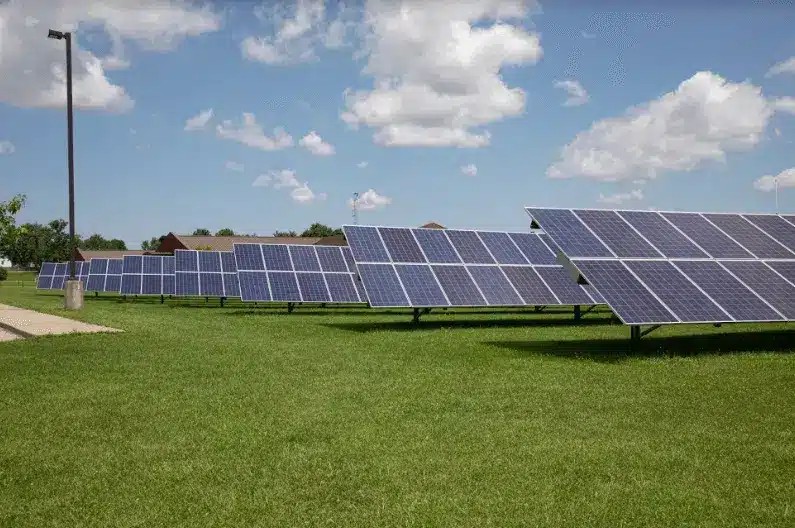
(0, 258, 11, 268)
(155, 233, 347, 253)
(72, 249, 154, 262)
(420, 222, 446, 229)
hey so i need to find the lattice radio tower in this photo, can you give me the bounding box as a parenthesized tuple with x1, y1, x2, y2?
(352, 192, 360, 225)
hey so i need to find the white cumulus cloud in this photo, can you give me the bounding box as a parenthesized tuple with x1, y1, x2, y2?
(350, 188, 391, 211)
(753, 167, 795, 192)
(765, 56, 795, 77)
(340, 1, 543, 148)
(773, 96, 795, 116)
(460, 163, 478, 176)
(0, 140, 15, 155)
(299, 131, 335, 156)
(554, 79, 589, 106)
(0, 0, 220, 112)
(225, 161, 244, 172)
(252, 169, 324, 203)
(548, 71, 774, 182)
(216, 113, 293, 151)
(598, 189, 644, 205)
(184, 108, 213, 131)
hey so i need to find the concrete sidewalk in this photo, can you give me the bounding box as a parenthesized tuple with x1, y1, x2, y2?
(0, 303, 122, 339)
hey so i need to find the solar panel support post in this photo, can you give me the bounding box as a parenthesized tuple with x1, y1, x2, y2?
(160, 294, 164, 305)
(287, 302, 295, 313)
(220, 297, 226, 308)
(574, 305, 581, 321)
(630, 325, 640, 343)
(412, 308, 421, 323)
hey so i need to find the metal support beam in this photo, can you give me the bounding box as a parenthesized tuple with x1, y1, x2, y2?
(641, 325, 661, 338)
(160, 294, 164, 304)
(287, 302, 295, 313)
(574, 305, 581, 321)
(412, 308, 421, 323)
(220, 297, 226, 308)
(583, 305, 597, 316)
(630, 325, 640, 343)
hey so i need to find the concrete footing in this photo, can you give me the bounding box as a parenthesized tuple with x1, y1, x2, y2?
(64, 279, 84, 310)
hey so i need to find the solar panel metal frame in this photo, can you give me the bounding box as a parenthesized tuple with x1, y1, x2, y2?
(119, 255, 176, 296)
(85, 258, 125, 293)
(342, 225, 604, 309)
(173, 250, 240, 298)
(232, 243, 366, 304)
(526, 206, 795, 325)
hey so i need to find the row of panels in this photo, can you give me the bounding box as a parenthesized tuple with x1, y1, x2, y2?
(357, 263, 603, 308)
(233, 244, 358, 272)
(573, 259, 795, 325)
(36, 261, 90, 289)
(342, 226, 560, 266)
(527, 208, 795, 260)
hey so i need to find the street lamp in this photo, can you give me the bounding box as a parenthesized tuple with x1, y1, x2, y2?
(48, 28, 83, 310)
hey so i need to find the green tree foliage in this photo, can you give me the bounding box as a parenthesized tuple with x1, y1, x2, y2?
(299, 223, 343, 238)
(140, 235, 167, 251)
(79, 234, 126, 251)
(273, 230, 298, 237)
(215, 228, 235, 236)
(192, 228, 211, 236)
(0, 194, 26, 241)
(0, 219, 71, 269)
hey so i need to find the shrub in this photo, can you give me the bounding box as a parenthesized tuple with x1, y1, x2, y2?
(0, 268, 7, 281)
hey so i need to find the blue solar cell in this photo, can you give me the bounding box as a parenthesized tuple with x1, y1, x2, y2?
(617, 211, 708, 258)
(509, 233, 557, 265)
(766, 260, 795, 283)
(104, 275, 122, 293)
(222, 273, 240, 297)
(501, 266, 558, 305)
(412, 228, 461, 263)
(704, 214, 794, 259)
(316, 246, 348, 272)
(142, 255, 162, 274)
(341, 246, 357, 273)
(107, 259, 123, 275)
(78, 262, 90, 283)
(175, 250, 198, 272)
(36, 275, 53, 289)
(431, 266, 486, 306)
(54, 263, 67, 277)
(233, 244, 264, 271)
(262, 245, 293, 271)
(662, 213, 753, 259)
(199, 272, 224, 296)
(163, 275, 175, 296)
(574, 209, 662, 258)
(394, 265, 449, 306)
(142, 275, 162, 295)
(353, 274, 367, 303)
(86, 274, 105, 292)
(673, 261, 782, 321)
(534, 266, 594, 305)
(357, 264, 410, 307)
(120, 274, 141, 295)
(40, 262, 56, 276)
(624, 260, 730, 322)
(379, 227, 426, 263)
(198, 251, 222, 272)
(526, 208, 613, 258)
(52, 275, 66, 289)
(219, 251, 237, 273)
(289, 246, 321, 271)
(268, 272, 301, 301)
(325, 274, 361, 303)
(175, 272, 200, 296)
(574, 260, 677, 324)
(344, 226, 390, 263)
(720, 261, 795, 319)
(467, 266, 523, 306)
(784, 215, 795, 227)
(163, 256, 175, 275)
(238, 271, 270, 301)
(297, 273, 331, 302)
(478, 232, 528, 265)
(582, 284, 605, 304)
(743, 215, 795, 253)
(445, 230, 495, 264)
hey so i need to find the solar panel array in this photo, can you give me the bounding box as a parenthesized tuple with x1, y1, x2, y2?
(36, 261, 89, 290)
(86, 258, 124, 293)
(526, 208, 795, 325)
(120, 255, 176, 296)
(173, 250, 240, 298)
(232, 244, 365, 304)
(342, 226, 603, 308)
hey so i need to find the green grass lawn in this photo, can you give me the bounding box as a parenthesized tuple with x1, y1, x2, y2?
(0, 283, 793, 527)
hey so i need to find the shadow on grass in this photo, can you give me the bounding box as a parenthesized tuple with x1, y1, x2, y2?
(322, 315, 615, 332)
(487, 329, 795, 362)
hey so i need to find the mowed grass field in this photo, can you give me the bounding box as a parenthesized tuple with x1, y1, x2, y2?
(1, 272, 794, 526)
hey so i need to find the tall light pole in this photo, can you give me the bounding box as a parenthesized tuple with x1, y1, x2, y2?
(48, 28, 83, 310)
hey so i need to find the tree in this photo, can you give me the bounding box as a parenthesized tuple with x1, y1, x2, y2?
(215, 228, 235, 236)
(0, 194, 26, 245)
(0, 219, 70, 269)
(273, 230, 298, 237)
(300, 223, 343, 238)
(140, 235, 166, 251)
(192, 228, 211, 236)
(80, 234, 126, 251)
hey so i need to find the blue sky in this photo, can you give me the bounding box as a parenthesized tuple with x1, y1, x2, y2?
(1, 1, 794, 249)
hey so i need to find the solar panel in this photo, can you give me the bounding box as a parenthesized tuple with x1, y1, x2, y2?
(526, 208, 613, 258)
(232, 244, 365, 304)
(743, 215, 795, 253)
(719, 261, 795, 319)
(36, 262, 56, 289)
(662, 212, 753, 259)
(703, 214, 794, 259)
(173, 250, 240, 298)
(616, 210, 708, 258)
(344, 226, 390, 263)
(36, 261, 91, 290)
(118, 255, 175, 296)
(766, 260, 795, 283)
(343, 225, 605, 309)
(574, 209, 662, 258)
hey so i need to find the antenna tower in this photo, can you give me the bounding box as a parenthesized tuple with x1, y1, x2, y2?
(352, 192, 360, 225)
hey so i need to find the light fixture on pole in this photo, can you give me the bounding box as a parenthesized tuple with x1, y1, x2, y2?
(48, 28, 83, 310)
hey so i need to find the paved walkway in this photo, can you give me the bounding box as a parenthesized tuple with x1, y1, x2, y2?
(0, 304, 122, 339)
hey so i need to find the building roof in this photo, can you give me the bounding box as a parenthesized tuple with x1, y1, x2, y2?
(420, 222, 446, 229)
(75, 249, 151, 261)
(161, 234, 325, 252)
